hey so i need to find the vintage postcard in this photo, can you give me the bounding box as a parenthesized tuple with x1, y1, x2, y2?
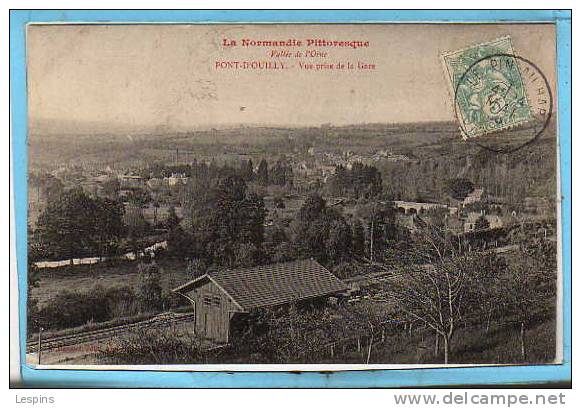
(23, 21, 563, 374)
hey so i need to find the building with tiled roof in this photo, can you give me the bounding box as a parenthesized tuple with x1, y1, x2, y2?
(173, 259, 347, 343)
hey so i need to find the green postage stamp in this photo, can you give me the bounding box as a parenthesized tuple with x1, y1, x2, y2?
(442, 36, 532, 138)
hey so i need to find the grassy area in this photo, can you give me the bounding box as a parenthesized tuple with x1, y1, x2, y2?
(28, 305, 192, 341)
(327, 318, 556, 365)
(31, 258, 190, 307)
(99, 324, 205, 365)
(95, 314, 555, 365)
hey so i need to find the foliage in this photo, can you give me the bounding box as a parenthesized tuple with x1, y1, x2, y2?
(270, 159, 293, 186)
(290, 193, 353, 265)
(257, 159, 269, 186)
(101, 177, 120, 199)
(165, 206, 180, 229)
(136, 261, 163, 313)
(474, 215, 491, 231)
(494, 233, 557, 360)
(387, 225, 505, 363)
(30, 173, 64, 203)
(354, 201, 398, 261)
(331, 261, 361, 280)
(182, 176, 266, 268)
(186, 258, 208, 280)
(240, 159, 254, 181)
(27, 262, 41, 332)
(351, 220, 366, 257)
(38, 284, 137, 330)
(126, 188, 152, 207)
(327, 163, 383, 198)
(443, 178, 475, 201)
(228, 302, 384, 364)
(35, 188, 125, 260)
(100, 325, 206, 364)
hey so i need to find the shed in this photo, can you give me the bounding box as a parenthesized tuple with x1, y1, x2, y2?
(172, 259, 347, 343)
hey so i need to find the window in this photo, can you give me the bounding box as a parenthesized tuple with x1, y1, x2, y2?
(202, 295, 221, 307)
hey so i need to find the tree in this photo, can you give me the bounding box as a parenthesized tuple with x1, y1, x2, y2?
(297, 193, 326, 222)
(241, 159, 254, 181)
(352, 220, 366, 257)
(327, 219, 353, 265)
(93, 197, 126, 258)
(232, 243, 262, 268)
(166, 224, 196, 259)
(230, 302, 382, 364)
(497, 237, 557, 361)
(273, 196, 285, 209)
(271, 242, 298, 264)
(27, 261, 41, 332)
(387, 226, 504, 364)
(126, 188, 151, 208)
(36, 188, 124, 261)
(101, 177, 120, 199)
(292, 194, 352, 265)
(270, 159, 293, 187)
(355, 202, 397, 262)
(137, 261, 163, 313)
(270, 160, 286, 186)
(474, 215, 490, 231)
(326, 163, 383, 198)
(189, 176, 266, 268)
(443, 178, 475, 201)
(32, 173, 64, 204)
(165, 206, 181, 230)
(187, 258, 208, 279)
(257, 159, 269, 186)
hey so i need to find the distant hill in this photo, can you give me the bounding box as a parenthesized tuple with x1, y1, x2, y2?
(27, 119, 556, 173)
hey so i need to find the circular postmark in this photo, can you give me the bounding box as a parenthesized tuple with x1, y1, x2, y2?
(453, 53, 553, 154)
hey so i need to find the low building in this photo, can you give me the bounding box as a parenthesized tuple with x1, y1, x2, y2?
(463, 188, 484, 206)
(165, 173, 188, 186)
(393, 200, 449, 215)
(118, 174, 145, 189)
(172, 259, 347, 343)
(464, 211, 503, 232)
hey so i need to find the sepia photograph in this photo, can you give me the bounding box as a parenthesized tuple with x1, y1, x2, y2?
(24, 22, 561, 368)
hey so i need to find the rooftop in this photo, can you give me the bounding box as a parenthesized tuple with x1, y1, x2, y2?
(173, 259, 347, 311)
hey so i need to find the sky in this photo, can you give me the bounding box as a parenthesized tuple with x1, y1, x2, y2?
(27, 23, 556, 131)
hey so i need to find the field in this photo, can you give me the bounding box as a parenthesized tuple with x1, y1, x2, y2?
(31, 258, 190, 307)
(93, 313, 556, 366)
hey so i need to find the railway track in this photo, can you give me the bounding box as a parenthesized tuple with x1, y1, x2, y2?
(26, 312, 195, 353)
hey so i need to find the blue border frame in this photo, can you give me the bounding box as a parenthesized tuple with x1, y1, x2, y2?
(10, 9, 572, 388)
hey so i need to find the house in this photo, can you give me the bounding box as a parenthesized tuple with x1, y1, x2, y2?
(118, 174, 145, 189)
(464, 211, 503, 232)
(172, 259, 347, 343)
(463, 188, 484, 206)
(165, 173, 188, 186)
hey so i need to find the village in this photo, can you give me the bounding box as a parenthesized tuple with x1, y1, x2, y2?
(26, 123, 558, 366)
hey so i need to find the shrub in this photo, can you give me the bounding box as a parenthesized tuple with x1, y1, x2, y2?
(100, 325, 205, 364)
(162, 291, 190, 310)
(136, 261, 163, 313)
(38, 284, 138, 330)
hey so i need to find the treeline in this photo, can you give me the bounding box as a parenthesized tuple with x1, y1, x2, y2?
(326, 163, 383, 198)
(168, 170, 400, 272)
(31, 188, 125, 261)
(140, 157, 294, 188)
(379, 136, 556, 205)
(168, 175, 266, 268)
